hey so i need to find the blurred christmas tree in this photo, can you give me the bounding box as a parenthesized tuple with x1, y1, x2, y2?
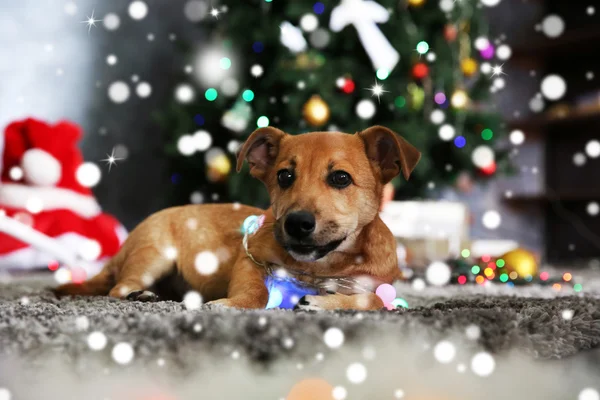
(158, 0, 511, 208)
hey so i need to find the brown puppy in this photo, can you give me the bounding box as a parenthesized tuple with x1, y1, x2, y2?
(54, 125, 421, 311)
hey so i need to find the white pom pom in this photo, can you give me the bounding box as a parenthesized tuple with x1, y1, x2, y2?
(21, 149, 62, 186)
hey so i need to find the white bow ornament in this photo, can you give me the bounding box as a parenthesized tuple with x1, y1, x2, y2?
(330, 0, 400, 72)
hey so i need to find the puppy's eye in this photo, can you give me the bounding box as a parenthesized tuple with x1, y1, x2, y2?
(277, 169, 295, 188)
(328, 170, 352, 188)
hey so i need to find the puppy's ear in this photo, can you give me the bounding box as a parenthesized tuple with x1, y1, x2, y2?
(359, 125, 421, 183)
(236, 127, 286, 179)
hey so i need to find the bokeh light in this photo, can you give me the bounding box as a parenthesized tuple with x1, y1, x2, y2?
(376, 68, 390, 80)
(454, 136, 466, 148)
(252, 41, 264, 53)
(257, 116, 269, 127)
(205, 88, 218, 101)
(471, 352, 495, 376)
(416, 41, 429, 54)
(425, 261, 451, 286)
(194, 251, 219, 275)
(219, 57, 231, 70)
(193, 114, 205, 126)
(434, 92, 446, 105)
(313, 2, 325, 14)
(242, 89, 254, 102)
(392, 298, 409, 308)
(346, 362, 367, 384)
(433, 340, 456, 363)
(323, 327, 345, 349)
(553, 283, 562, 291)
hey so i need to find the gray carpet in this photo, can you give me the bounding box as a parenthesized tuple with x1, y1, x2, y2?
(1, 274, 600, 400)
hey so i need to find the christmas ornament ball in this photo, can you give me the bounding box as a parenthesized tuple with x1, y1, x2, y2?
(412, 63, 429, 80)
(206, 154, 232, 182)
(444, 24, 458, 41)
(501, 248, 538, 278)
(461, 58, 478, 76)
(303, 95, 331, 127)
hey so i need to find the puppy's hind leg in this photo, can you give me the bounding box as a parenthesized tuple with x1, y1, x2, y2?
(108, 246, 175, 302)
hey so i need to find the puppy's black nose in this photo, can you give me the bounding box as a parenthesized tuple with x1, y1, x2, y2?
(284, 211, 316, 239)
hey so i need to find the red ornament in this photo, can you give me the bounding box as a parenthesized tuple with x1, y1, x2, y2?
(481, 161, 496, 175)
(412, 63, 429, 80)
(48, 260, 59, 271)
(444, 24, 458, 42)
(342, 79, 355, 94)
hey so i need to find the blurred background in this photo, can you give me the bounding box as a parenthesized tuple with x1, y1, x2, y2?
(0, 0, 599, 285)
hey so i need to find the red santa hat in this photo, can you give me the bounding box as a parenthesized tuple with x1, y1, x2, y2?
(0, 118, 126, 274)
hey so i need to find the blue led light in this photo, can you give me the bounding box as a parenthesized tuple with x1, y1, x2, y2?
(454, 136, 466, 148)
(193, 114, 205, 126)
(313, 2, 325, 14)
(264, 276, 319, 309)
(252, 41, 264, 53)
(171, 173, 181, 184)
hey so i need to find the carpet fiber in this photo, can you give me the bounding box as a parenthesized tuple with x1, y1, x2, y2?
(1, 274, 600, 399)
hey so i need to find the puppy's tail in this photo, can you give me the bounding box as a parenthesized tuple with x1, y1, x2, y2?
(52, 259, 116, 298)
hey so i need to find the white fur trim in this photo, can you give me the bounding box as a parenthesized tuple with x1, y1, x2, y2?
(115, 224, 128, 244)
(21, 149, 62, 186)
(0, 232, 105, 275)
(0, 183, 101, 218)
(0, 128, 4, 177)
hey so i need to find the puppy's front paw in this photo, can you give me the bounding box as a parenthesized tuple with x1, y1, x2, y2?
(126, 290, 159, 302)
(205, 298, 235, 309)
(293, 295, 325, 311)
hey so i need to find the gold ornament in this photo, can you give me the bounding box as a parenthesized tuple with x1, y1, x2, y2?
(500, 248, 538, 279)
(207, 154, 231, 182)
(408, 0, 426, 6)
(451, 89, 469, 109)
(461, 58, 478, 76)
(302, 95, 330, 126)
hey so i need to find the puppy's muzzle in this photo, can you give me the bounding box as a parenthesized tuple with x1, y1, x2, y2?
(279, 211, 345, 259)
